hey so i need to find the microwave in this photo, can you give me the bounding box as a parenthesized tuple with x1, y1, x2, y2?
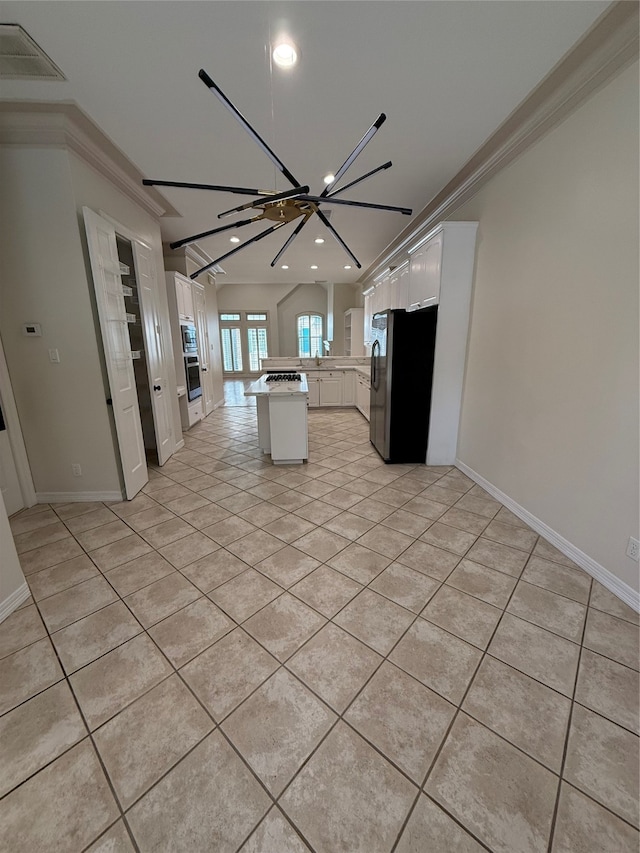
(181, 323, 198, 354)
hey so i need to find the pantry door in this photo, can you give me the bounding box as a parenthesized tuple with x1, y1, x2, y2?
(83, 207, 148, 499)
(131, 239, 173, 464)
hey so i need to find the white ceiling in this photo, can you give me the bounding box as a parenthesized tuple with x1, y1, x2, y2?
(1, 1, 609, 285)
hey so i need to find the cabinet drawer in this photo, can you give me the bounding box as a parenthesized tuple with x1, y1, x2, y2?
(187, 400, 203, 425)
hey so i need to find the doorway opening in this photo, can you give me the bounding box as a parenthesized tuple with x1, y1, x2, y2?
(115, 236, 158, 465)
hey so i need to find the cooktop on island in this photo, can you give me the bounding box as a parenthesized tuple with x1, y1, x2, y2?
(265, 373, 302, 382)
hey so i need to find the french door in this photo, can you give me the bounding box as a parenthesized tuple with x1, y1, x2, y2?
(220, 313, 269, 376)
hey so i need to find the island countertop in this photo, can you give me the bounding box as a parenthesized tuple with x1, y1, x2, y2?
(245, 373, 309, 397)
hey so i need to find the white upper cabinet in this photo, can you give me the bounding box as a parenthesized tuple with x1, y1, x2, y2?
(408, 229, 443, 310)
(174, 273, 195, 322)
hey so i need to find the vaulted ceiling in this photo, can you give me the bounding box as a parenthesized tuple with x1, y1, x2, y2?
(1, 1, 610, 284)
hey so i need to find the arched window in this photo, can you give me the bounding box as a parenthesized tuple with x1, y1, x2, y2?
(297, 314, 323, 358)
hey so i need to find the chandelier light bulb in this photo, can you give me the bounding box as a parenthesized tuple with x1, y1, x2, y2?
(323, 173, 335, 185)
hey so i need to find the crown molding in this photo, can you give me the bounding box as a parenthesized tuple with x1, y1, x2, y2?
(361, 1, 639, 284)
(0, 101, 180, 219)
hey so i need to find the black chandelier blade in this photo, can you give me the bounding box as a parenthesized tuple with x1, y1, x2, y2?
(270, 216, 312, 268)
(142, 179, 293, 198)
(326, 161, 392, 198)
(198, 69, 302, 189)
(316, 209, 361, 269)
(320, 114, 386, 198)
(190, 222, 287, 279)
(143, 70, 412, 275)
(169, 215, 263, 251)
(300, 196, 411, 216)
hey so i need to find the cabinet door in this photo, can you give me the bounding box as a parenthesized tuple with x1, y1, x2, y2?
(396, 264, 410, 310)
(319, 377, 342, 406)
(182, 280, 195, 321)
(342, 371, 355, 405)
(408, 232, 442, 310)
(306, 379, 320, 407)
(364, 293, 373, 349)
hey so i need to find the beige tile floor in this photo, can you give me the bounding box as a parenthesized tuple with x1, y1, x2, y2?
(1, 403, 639, 852)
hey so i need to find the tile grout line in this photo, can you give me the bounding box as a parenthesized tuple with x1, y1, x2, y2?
(388, 539, 542, 853)
(545, 571, 594, 852)
(13, 589, 142, 853)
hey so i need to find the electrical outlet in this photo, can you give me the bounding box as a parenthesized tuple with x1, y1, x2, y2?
(72, 464, 82, 477)
(627, 537, 640, 562)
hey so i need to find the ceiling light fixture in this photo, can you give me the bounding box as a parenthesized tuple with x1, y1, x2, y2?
(344, 265, 352, 270)
(272, 40, 298, 69)
(314, 238, 325, 244)
(145, 70, 412, 278)
(281, 264, 289, 269)
(323, 173, 335, 185)
(310, 265, 318, 270)
(229, 236, 240, 243)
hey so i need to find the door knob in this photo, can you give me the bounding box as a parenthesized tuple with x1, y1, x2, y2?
(153, 385, 161, 391)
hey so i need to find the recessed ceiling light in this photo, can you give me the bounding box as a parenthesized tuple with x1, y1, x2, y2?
(323, 173, 335, 185)
(310, 265, 318, 270)
(229, 236, 240, 243)
(314, 238, 325, 244)
(344, 265, 352, 270)
(272, 40, 298, 69)
(281, 264, 289, 270)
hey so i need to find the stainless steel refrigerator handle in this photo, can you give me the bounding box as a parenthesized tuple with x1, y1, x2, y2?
(371, 339, 379, 390)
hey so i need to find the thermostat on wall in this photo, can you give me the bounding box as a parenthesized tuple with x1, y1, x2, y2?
(22, 323, 42, 337)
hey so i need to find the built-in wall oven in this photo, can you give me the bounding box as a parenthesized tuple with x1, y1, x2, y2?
(181, 323, 202, 401)
(185, 355, 202, 402)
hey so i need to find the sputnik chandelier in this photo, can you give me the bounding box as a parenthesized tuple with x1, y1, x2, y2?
(143, 69, 412, 279)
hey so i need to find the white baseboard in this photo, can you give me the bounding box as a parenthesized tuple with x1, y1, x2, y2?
(173, 439, 185, 451)
(0, 582, 31, 623)
(455, 459, 640, 614)
(213, 399, 225, 410)
(36, 490, 124, 504)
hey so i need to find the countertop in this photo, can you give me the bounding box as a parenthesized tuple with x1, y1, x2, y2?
(261, 358, 370, 380)
(245, 373, 309, 397)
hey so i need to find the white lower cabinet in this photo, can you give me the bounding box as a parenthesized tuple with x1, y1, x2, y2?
(306, 378, 320, 408)
(320, 376, 342, 406)
(355, 373, 370, 421)
(342, 371, 355, 406)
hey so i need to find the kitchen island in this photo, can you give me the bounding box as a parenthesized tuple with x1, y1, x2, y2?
(244, 373, 309, 464)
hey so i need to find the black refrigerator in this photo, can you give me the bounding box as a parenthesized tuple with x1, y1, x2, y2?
(369, 306, 438, 463)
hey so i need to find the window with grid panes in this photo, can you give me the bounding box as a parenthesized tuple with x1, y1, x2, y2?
(297, 314, 323, 358)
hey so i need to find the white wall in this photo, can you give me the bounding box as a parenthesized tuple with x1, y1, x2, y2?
(0, 146, 122, 496)
(217, 282, 295, 357)
(452, 62, 639, 592)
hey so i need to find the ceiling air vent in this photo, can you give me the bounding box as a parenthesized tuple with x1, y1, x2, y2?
(0, 24, 66, 80)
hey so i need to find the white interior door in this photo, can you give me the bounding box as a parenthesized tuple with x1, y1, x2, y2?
(131, 240, 173, 464)
(83, 208, 148, 499)
(0, 407, 22, 516)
